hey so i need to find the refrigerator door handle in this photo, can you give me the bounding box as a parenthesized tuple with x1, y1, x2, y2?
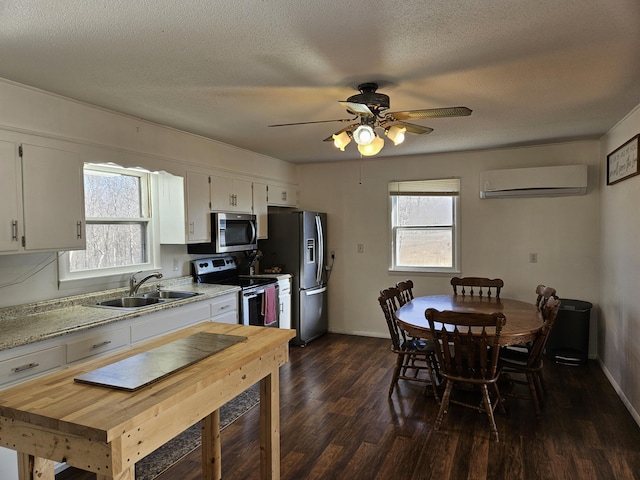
(305, 286, 327, 296)
(315, 214, 324, 285)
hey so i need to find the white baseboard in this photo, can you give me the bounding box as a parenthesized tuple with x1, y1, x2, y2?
(598, 359, 640, 428)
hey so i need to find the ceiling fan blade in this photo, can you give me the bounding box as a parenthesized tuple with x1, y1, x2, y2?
(268, 118, 355, 127)
(338, 101, 374, 117)
(323, 124, 359, 142)
(388, 106, 472, 120)
(395, 121, 434, 135)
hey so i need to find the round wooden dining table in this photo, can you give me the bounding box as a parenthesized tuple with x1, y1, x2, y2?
(395, 295, 543, 346)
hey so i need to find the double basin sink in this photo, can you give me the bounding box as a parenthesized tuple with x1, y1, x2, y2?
(90, 290, 202, 310)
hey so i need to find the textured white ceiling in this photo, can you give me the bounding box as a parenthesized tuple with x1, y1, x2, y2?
(2, 0, 640, 163)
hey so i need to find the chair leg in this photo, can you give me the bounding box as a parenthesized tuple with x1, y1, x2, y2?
(424, 354, 440, 404)
(492, 382, 507, 414)
(481, 384, 500, 442)
(389, 354, 404, 397)
(527, 372, 542, 416)
(533, 371, 545, 408)
(434, 381, 453, 432)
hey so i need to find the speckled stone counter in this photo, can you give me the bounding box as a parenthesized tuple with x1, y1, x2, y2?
(0, 277, 240, 351)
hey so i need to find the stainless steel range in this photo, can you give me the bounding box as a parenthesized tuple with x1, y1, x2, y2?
(191, 255, 279, 328)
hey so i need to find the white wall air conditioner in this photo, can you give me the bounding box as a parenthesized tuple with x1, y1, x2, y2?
(479, 165, 588, 199)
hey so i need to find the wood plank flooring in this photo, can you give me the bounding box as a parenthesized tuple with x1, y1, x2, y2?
(59, 333, 640, 480)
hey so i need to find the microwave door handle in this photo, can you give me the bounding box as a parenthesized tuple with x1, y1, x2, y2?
(249, 220, 257, 244)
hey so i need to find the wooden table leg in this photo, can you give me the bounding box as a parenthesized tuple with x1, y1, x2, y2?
(201, 409, 222, 480)
(17, 453, 54, 480)
(260, 370, 280, 480)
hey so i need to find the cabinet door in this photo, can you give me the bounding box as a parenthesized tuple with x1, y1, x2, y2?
(21, 144, 85, 251)
(233, 179, 253, 213)
(210, 176, 253, 213)
(0, 140, 21, 253)
(210, 175, 235, 211)
(253, 182, 268, 239)
(268, 184, 298, 207)
(279, 291, 291, 330)
(158, 172, 187, 244)
(186, 171, 211, 243)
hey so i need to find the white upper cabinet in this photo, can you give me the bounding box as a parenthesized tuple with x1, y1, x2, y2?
(210, 175, 252, 213)
(21, 144, 86, 251)
(253, 182, 268, 239)
(185, 171, 211, 243)
(267, 184, 298, 207)
(0, 141, 21, 253)
(0, 142, 85, 254)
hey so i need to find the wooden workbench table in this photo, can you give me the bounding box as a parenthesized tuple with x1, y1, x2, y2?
(0, 322, 295, 480)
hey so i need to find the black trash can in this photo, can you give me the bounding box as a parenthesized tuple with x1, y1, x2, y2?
(545, 299, 592, 365)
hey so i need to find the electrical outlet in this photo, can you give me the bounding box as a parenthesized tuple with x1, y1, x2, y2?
(330, 250, 335, 257)
(357, 244, 364, 254)
(529, 253, 537, 263)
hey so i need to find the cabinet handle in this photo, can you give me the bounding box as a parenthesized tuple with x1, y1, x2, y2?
(76, 221, 83, 239)
(11, 220, 18, 241)
(91, 340, 112, 350)
(12, 362, 39, 373)
(229, 194, 234, 206)
(219, 305, 230, 310)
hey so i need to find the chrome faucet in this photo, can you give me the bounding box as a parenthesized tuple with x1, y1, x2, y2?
(129, 271, 163, 296)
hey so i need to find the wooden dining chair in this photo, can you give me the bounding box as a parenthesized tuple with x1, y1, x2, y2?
(535, 284, 557, 310)
(450, 277, 504, 298)
(395, 279, 414, 306)
(426, 308, 506, 442)
(499, 292, 561, 417)
(378, 287, 440, 401)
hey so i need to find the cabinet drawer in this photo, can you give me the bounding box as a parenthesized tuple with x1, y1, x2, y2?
(0, 346, 64, 388)
(211, 294, 238, 319)
(131, 302, 211, 343)
(214, 309, 239, 325)
(66, 327, 129, 364)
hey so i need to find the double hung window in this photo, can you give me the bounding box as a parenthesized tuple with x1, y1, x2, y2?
(59, 164, 157, 282)
(389, 178, 460, 273)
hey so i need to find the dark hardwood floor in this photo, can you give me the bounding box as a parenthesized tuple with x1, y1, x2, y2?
(59, 333, 640, 480)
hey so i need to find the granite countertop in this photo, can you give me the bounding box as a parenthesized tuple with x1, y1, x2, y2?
(0, 277, 240, 352)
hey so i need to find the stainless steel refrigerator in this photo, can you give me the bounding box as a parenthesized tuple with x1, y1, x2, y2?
(259, 211, 328, 345)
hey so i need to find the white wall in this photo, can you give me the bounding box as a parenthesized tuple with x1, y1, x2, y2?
(599, 104, 640, 424)
(0, 78, 296, 306)
(297, 141, 601, 356)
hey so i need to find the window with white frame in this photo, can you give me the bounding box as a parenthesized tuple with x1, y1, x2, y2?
(59, 164, 158, 282)
(389, 178, 460, 272)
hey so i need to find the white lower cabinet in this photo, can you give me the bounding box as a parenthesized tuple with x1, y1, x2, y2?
(210, 292, 239, 324)
(0, 344, 64, 389)
(66, 327, 130, 364)
(130, 301, 212, 343)
(277, 276, 292, 330)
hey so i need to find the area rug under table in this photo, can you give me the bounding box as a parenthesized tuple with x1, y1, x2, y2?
(135, 383, 260, 480)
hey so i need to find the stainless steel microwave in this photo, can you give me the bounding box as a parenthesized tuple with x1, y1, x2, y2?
(187, 212, 258, 254)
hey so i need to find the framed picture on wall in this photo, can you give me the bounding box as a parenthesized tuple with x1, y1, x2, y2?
(607, 134, 639, 185)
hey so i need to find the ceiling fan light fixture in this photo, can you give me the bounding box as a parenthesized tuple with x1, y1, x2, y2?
(353, 125, 375, 145)
(386, 125, 406, 146)
(357, 134, 384, 156)
(332, 131, 352, 151)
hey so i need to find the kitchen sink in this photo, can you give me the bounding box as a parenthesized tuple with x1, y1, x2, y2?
(139, 290, 201, 299)
(89, 291, 202, 310)
(95, 297, 163, 308)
